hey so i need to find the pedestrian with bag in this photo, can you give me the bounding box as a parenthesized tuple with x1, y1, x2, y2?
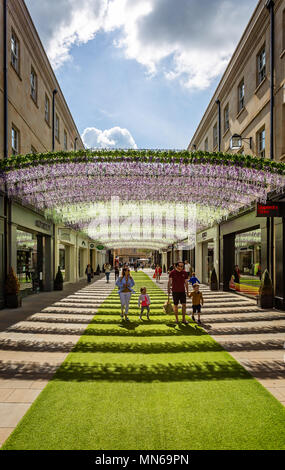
(153, 264, 162, 283)
(116, 267, 135, 321)
(168, 261, 189, 324)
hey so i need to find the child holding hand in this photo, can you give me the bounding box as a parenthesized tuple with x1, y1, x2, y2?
(138, 287, 151, 320)
(188, 283, 204, 324)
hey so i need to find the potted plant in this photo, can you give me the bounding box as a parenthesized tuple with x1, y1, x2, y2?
(5, 267, 22, 308)
(54, 266, 64, 290)
(257, 269, 274, 308)
(163, 264, 166, 273)
(95, 264, 101, 275)
(210, 267, 218, 291)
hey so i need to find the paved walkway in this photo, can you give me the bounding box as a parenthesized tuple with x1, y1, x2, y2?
(0, 269, 285, 447)
(0, 274, 111, 447)
(154, 272, 285, 406)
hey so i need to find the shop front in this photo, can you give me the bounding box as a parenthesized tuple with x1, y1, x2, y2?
(196, 226, 219, 286)
(12, 203, 54, 295)
(230, 228, 262, 297)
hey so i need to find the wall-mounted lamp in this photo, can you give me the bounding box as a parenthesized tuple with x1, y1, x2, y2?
(230, 133, 252, 150)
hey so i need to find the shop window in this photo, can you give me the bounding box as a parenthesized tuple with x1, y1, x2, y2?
(59, 244, 66, 281)
(230, 228, 261, 297)
(16, 230, 38, 291)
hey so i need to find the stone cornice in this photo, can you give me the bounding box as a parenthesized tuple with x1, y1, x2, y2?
(8, 0, 84, 146)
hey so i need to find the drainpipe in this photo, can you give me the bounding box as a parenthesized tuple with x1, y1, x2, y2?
(266, 0, 275, 284)
(215, 99, 221, 152)
(3, 0, 9, 279)
(52, 89, 57, 151)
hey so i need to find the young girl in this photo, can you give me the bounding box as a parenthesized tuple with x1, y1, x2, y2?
(138, 287, 151, 320)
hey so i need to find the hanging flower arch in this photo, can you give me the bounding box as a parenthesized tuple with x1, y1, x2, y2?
(1, 149, 285, 249)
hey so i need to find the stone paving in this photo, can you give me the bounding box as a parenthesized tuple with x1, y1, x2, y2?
(0, 275, 113, 447)
(0, 269, 285, 447)
(154, 272, 285, 407)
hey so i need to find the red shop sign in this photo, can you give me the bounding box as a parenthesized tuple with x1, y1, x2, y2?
(256, 202, 285, 217)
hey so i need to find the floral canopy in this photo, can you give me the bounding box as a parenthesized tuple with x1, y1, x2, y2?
(1, 149, 285, 249)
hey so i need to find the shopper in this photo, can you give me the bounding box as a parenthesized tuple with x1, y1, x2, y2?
(188, 283, 204, 324)
(168, 261, 189, 324)
(114, 264, 120, 281)
(85, 264, 93, 283)
(184, 260, 192, 278)
(104, 262, 112, 283)
(189, 272, 200, 286)
(138, 287, 151, 320)
(116, 267, 135, 321)
(153, 265, 162, 283)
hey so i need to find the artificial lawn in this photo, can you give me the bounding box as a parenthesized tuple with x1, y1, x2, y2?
(2, 272, 285, 450)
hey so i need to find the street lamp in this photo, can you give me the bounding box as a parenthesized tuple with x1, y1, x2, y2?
(230, 133, 252, 150)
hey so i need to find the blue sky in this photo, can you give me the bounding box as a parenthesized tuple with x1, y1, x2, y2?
(26, 0, 258, 150)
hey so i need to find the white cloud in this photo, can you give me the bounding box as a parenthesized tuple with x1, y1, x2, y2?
(26, 0, 258, 90)
(81, 126, 137, 149)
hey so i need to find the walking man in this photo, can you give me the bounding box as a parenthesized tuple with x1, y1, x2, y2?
(168, 261, 189, 324)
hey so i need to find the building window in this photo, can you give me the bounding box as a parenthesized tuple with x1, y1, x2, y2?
(55, 114, 60, 141)
(238, 79, 245, 113)
(224, 104, 229, 133)
(11, 125, 19, 155)
(45, 94, 50, 124)
(204, 137, 208, 152)
(30, 67, 37, 103)
(213, 123, 218, 149)
(11, 30, 20, 74)
(64, 130, 68, 150)
(257, 46, 266, 85)
(257, 128, 265, 158)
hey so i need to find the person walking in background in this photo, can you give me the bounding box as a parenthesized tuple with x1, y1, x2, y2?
(153, 264, 162, 283)
(114, 264, 120, 281)
(116, 267, 135, 321)
(85, 264, 93, 283)
(138, 287, 151, 320)
(184, 260, 191, 278)
(188, 283, 204, 324)
(168, 261, 189, 325)
(104, 262, 111, 283)
(189, 272, 200, 286)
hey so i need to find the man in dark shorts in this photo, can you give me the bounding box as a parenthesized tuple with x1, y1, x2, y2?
(168, 261, 189, 324)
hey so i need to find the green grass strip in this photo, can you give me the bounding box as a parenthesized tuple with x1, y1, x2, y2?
(2, 272, 285, 450)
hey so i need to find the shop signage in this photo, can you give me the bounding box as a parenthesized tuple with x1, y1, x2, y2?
(82, 241, 86, 246)
(90, 243, 95, 249)
(96, 245, 104, 250)
(256, 202, 285, 217)
(202, 232, 207, 239)
(35, 220, 51, 231)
